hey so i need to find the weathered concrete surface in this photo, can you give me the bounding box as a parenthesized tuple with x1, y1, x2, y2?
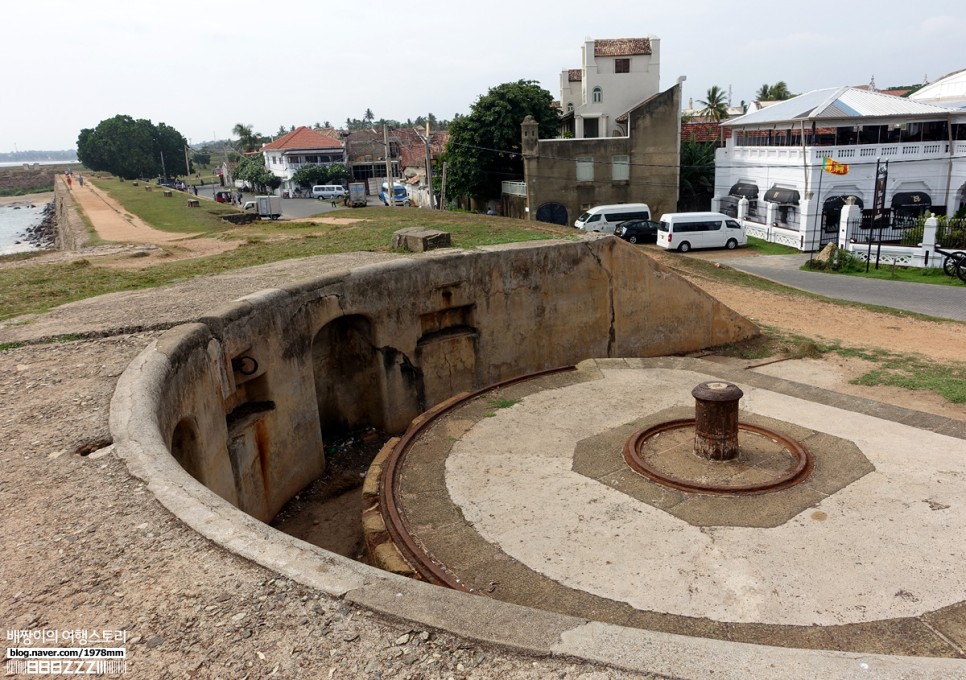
(391, 226, 452, 252)
(111, 238, 756, 523)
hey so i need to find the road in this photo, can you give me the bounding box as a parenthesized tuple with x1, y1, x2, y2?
(188, 182, 377, 219)
(709, 252, 966, 322)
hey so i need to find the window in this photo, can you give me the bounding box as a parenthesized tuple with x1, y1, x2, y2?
(567, 102, 574, 112)
(592, 87, 603, 103)
(615, 58, 630, 74)
(612, 155, 629, 182)
(576, 157, 594, 183)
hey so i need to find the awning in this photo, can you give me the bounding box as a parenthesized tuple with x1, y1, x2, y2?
(729, 182, 759, 199)
(890, 191, 931, 208)
(823, 195, 864, 209)
(764, 186, 800, 205)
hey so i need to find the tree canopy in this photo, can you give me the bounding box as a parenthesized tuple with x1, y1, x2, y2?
(756, 82, 795, 101)
(232, 153, 281, 192)
(291, 163, 350, 188)
(698, 86, 729, 123)
(233, 123, 265, 152)
(440, 80, 559, 201)
(77, 115, 189, 179)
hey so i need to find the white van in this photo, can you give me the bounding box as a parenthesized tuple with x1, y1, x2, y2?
(656, 212, 747, 252)
(312, 185, 346, 200)
(574, 203, 650, 234)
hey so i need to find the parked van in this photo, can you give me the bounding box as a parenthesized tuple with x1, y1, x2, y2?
(656, 212, 746, 252)
(312, 185, 346, 200)
(574, 203, 650, 234)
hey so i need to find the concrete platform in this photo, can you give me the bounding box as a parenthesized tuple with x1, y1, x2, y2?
(392, 358, 966, 659)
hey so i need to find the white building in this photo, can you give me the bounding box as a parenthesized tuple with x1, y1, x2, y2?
(714, 71, 966, 251)
(559, 36, 661, 139)
(262, 126, 346, 196)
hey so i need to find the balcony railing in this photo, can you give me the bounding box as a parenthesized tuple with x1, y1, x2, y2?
(729, 141, 951, 165)
(502, 181, 527, 197)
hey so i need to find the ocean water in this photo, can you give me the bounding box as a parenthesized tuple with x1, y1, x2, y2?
(0, 202, 48, 255)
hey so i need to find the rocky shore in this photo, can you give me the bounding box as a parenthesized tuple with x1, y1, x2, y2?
(22, 201, 57, 250)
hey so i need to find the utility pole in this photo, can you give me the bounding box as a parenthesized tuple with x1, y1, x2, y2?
(160, 151, 166, 179)
(414, 119, 436, 209)
(184, 141, 191, 178)
(440, 162, 447, 211)
(383, 124, 394, 208)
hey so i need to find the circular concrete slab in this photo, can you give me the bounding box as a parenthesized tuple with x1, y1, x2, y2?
(390, 358, 966, 658)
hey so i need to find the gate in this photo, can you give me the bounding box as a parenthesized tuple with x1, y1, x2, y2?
(535, 202, 568, 226)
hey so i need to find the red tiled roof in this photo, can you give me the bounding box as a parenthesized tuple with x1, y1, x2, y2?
(568, 69, 583, 82)
(681, 122, 722, 143)
(594, 38, 651, 57)
(262, 126, 342, 151)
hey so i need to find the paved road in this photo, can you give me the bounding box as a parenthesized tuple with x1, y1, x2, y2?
(710, 253, 966, 322)
(189, 183, 376, 218)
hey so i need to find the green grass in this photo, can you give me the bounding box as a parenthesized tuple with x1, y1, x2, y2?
(745, 236, 800, 255)
(0, 185, 54, 197)
(91, 177, 241, 234)
(0, 199, 574, 320)
(836, 347, 966, 403)
(831, 261, 962, 286)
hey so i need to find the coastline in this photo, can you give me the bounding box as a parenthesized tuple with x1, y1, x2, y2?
(0, 191, 57, 254)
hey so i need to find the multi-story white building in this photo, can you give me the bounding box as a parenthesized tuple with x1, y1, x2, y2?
(714, 70, 966, 251)
(262, 127, 346, 196)
(559, 36, 661, 139)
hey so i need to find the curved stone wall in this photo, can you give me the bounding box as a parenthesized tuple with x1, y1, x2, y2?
(111, 237, 756, 522)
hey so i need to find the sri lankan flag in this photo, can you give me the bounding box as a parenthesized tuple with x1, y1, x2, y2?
(823, 157, 849, 175)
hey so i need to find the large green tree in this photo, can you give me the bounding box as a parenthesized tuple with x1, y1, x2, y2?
(441, 80, 559, 201)
(77, 115, 188, 179)
(678, 136, 717, 211)
(233, 153, 281, 192)
(290, 162, 351, 188)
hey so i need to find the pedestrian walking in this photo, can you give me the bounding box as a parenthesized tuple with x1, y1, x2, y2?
(66, 175, 72, 190)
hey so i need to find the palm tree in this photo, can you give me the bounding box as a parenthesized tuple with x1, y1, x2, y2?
(698, 86, 729, 123)
(363, 108, 375, 129)
(769, 81, 793, 100)
(756, 82, 794, 101)
(232, 123, 260, 152)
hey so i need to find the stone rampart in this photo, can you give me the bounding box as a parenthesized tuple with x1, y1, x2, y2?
(111, 238, 758, 522)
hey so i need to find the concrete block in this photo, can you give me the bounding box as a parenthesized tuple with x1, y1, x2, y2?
(392, 227, 451, 252)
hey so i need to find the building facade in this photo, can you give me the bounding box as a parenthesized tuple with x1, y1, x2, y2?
(714, 73, 966, 251)
(559, 37, 661, 139)
(517, 83, 681, 226)
(262, 127, 346, 196)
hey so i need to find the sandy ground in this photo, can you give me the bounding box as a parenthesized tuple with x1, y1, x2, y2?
(2, 211, 966, 677)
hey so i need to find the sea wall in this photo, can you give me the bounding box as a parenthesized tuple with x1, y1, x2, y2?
(52, 176, 89, 250)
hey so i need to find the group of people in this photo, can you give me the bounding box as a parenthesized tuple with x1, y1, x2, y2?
(63, 168, 85, 190)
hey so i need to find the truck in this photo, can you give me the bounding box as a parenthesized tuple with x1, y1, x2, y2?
(379, 181, 411, 207)
(242, 195, 282, 220)
(348, 182, 367, 208)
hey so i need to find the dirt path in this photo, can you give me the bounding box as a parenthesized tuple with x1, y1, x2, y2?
(69, 177, 238, 260)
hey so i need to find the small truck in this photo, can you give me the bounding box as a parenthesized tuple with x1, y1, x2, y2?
(348, 182, 367, 208)
(242, 195, 282, 220)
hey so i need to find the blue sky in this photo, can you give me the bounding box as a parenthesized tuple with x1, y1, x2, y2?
(2, 0, 963, 151)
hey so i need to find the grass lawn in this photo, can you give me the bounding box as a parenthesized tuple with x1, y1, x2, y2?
(0, 191, 575, 320)
(745, 236, 799, 255)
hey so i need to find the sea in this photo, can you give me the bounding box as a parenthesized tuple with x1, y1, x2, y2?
(0, 202, 49, 255)
(0, 160, 76, 254)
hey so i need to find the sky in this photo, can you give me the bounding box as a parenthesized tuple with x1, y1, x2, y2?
(2, 0, 964, 152)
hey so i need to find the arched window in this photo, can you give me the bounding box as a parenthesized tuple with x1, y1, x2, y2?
(592, 87, 603, 103)
(567, 102, 574, 112)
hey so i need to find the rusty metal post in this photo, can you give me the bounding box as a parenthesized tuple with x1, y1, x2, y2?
(691, 381, 743, 461)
